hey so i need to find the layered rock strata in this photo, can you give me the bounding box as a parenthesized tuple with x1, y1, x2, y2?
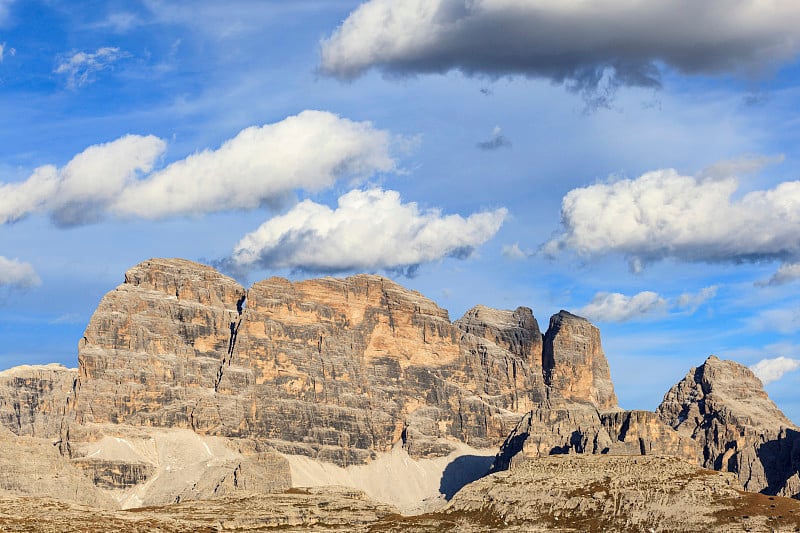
(543, 311, 617, 409)
(64, 259, 620, 467)
(0, 364, 75, 438)
(657, 355, 800, 498)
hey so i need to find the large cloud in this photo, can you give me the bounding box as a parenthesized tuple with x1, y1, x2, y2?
(545, 168, 800, 274)
(320, 0, 800, 96)
(228, 188, 507, 275)
(0, 134, 166, 226)
(751, 357, 800, 385)
(0, 257, 39, 288)
(0, 111, 397, 226)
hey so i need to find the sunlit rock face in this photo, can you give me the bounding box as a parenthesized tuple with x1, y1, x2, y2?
(658, 355, 800, 498)
(542, 310, 618, 410)
(69, 258, 606, 466)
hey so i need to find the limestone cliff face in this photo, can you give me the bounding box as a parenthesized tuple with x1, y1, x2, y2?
(543, 311, 617, 410)
(74, 258, 246, 431)
(68, 259, 578, 466)
(657, 355, 800, 498)
(0, 364, 76, 439)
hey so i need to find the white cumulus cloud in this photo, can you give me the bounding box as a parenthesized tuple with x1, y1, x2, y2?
(0, 111, 398, 226)
(55, 47, 129, 89)
(546, 168, 800, 278)
(112, 110, 396, 218)
(228, 188, 507, 275)
(321, 0, 800, 100)
(577, 291, 668, 323)
(0, 135, 166, 226)
(751, 357, 800, 385)
(577, 285, 717, 323)
(0, 257, 40, 288)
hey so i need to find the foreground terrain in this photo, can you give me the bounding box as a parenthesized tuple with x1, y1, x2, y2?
(1, 456, 800, 532)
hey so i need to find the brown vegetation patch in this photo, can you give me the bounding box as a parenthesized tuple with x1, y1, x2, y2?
(713, 491, 800, 531)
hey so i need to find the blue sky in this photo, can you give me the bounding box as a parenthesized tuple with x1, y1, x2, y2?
(2, 0, 800, 421)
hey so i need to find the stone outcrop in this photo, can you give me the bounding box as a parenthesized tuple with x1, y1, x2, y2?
(2, 457, 800, 532)
(492, 406, 698, 471)
(442, 454, 800, 532)
(0, 428, 116, 509)
(0, 364, 76, 438)
(657, 355, 800, 498)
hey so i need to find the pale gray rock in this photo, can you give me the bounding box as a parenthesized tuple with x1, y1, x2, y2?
(657, 355, 800, 498)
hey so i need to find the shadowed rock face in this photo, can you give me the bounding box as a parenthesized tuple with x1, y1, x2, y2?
(657, 355, 800, 498)
(62, 258, 621, 467)
(491, 406, 699, 471)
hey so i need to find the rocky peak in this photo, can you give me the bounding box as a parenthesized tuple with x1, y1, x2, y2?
(542, 310, 618, 410)
(658, 355, 793, 432)
(123, 258, 246, 309)
(657, 355, 800, 497)
(454, 305, 542, 365)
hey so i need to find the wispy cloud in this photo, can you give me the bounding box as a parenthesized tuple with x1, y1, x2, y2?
(0, 257, 39, 288)
(54, 47, 129, 89)
(90, 11, 142, 33)
(477, 126, 511, 151)
(757, 262, 800, 287)
(747, 307, 800, 335)
(50, 313, 83, 325)
(0, 110, 399, 226)
(751, 357, 800, 385)
(501, 242, 532, 261)
(226, 188, 507, 276)
(0, 41, 14, 62)
(0, 0, 13, 26)
(676, 286, 718, 313)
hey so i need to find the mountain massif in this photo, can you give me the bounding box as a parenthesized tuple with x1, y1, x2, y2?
(1, 258, 799, 531)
